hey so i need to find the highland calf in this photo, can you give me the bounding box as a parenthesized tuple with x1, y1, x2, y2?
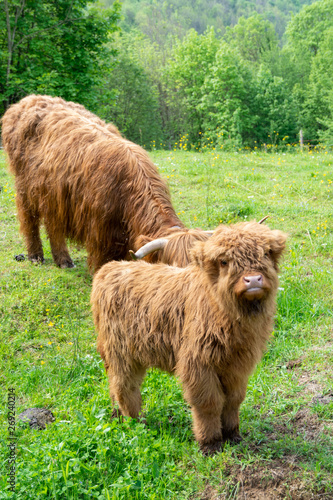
(2, 95, 195, 271)
(91, 222, 287, 455)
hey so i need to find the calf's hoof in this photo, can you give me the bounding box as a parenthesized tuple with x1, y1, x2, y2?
(222, 432, 243, 445)
(111, 408, 123, 422)
(110, 408, 146, 425)
(200, 440, 223, 456)
(137, 414, 147, 425)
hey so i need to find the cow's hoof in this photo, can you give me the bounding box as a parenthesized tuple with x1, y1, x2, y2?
(200, 440, 223, 456)
(59, 260, 75, 269)
(28, 254, 45, 264)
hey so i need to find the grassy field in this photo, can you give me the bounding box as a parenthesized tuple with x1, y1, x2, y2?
(0, 148, 332, 499)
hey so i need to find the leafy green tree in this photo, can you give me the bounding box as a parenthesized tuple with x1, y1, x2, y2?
(285, 0, 333, 87)
(224, 14, 279, 66)
(97, 31, 163, 146)
(302, 27, 333, 142)
(251, 66, 298, 145)
(165, 28, 219, 143)
(317, 93, 333, 145)
(199, 42, 255, 148)
(283, 0, 333, 142)
(0, 0, 120, 116)
(164, 25, 301, 148)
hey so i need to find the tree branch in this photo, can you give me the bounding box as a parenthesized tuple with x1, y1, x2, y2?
(4, 0, 26, 88)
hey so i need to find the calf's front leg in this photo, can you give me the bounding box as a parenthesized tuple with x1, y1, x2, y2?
(220, 383, 247, 444)
(181, 367, 225, 455)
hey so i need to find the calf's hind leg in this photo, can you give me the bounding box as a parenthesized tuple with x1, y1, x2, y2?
(16, 193, 44, 263)
(108, 364, 146, 419)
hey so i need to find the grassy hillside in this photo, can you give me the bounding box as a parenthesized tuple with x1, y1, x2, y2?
(1, 148, 332, 499)
(102, 0, 317, 39)
(102, 0, 313, 42)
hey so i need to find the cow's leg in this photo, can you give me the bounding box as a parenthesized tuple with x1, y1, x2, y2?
(16, 193, 44, 263)
(86, 229, 127, 272)
(107, 364, 146, 419)
(44, 219, 74, 268)
(87, 250, 111, 274)
(182, 368, 225, 455)
(220, 383, 247, 443)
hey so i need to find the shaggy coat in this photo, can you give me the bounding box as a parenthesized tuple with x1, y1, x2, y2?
(1, 95, 187, 271)
(91, 222, 287, 455)
(134, 228, 210, 267)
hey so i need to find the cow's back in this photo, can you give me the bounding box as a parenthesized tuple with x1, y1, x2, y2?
(1, 95, 183, 270)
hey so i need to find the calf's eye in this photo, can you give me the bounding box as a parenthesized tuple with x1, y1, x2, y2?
(220, 260, 228, 268)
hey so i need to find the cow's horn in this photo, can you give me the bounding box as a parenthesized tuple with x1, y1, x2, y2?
(129, 238, 169, 260)
(203, 230, 214, 236)
(258, 215, 269, 224)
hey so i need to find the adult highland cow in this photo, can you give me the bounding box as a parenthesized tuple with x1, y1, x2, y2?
(1, 94, 195, 271)
(91, 221, 287, 455)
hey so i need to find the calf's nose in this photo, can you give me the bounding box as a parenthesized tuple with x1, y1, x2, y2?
(243, 275, 263, 289)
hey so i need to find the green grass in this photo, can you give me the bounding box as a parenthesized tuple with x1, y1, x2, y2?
(1, 148, 333, 499)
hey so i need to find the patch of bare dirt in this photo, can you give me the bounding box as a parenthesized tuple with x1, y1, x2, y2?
(286, 357, 305, 370)
(200, 460, 331, 499)
(312, 392, 333, 406)
(258, 404, 333, 444)
(199, 345, 333, 500)
(309, 341, 333, 353)
(198, 392, 332, 499)
(297, 372, 324, 395)
(291, 408, 333, 440)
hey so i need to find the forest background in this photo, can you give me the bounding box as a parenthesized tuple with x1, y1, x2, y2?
(1, 3, 333, 497)
(1, 0, 333, 150)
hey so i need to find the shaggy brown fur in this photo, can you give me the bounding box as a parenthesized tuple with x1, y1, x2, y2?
(3, 94, 121, 137)
(135, 228, 210, 266)
(1, 94, 188, 271)
(91, 222, 287, 455)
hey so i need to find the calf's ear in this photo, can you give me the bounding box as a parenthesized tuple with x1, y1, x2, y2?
(270, 230, 288, 262)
